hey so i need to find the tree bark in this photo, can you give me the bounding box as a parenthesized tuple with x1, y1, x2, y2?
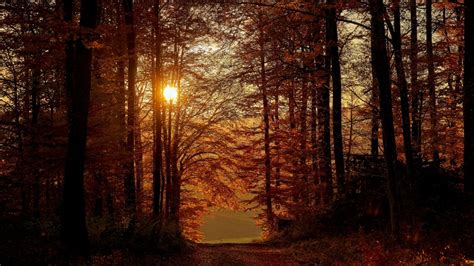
(62, 0, 97, 256)
(310, 77, 318, 187)
(371, 67, 379, 158)
(153, 0, 163, 216)
(426, 0, 440, 167)
(274, 94, 281, 188)
(410, 0, 422, 166)
(300, 74, 308, 201)
(165, 101, 172, 219)
(259, 23, 272, 222)
(135, 120, 144, 219)
(369, 0, 400, 238)
(318, 56, 333, 205)
(392, 0, 415, 180)
(122, 0, 137, 225)
(465, 0, 474, 193)
(326, 0, 345, 195)
(31, 67, 40, 219)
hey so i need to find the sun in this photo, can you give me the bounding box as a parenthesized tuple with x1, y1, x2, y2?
(163, 85, 178, 103)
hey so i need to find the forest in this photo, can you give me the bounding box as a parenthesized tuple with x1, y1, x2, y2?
(1, 0, 473, 264)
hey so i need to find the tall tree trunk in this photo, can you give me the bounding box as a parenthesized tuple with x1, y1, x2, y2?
(288, 81, 296, 130)
(122, 0, 137, 226)
(64, 0, 74, 114)
(259, 24, 272, 223)
(426, 0, 439, 167)
(392, 0, 415, 180)
(371, 67, 379, 157)
(465, 0, 474, 193)
(62, 0, 97, 256)
(310, 78, 318, 187)
(31, 67, 40, 219)
(165, 101, 172, 219)
(153, 0, 163, 216)
(410, 0, 421, 166)
(300, 75, 308, 201)
(318, 56, 333, 205)
(172, 98, 180, 226)
(172, 76, 182, 227)
(135, 120, 144, 219)
(347, 93, 354, 166)
(326, 0, 345, 195)
(369, 0, 400, 238)
(169, 31, 181, 226)
(274, 94, 281, 188)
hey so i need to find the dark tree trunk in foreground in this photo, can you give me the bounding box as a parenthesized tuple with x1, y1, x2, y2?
(392, 0, 415, 180)
(165, 102, 172, 218)
(426, 0, 440, 167)
(371, 67, 379, 157)
(135, 122, 144, 218)
(326, 0, 345, 195)
(259, 23, 273, 222)
(410, 0, 421, 166)
(62, 0, 97, 256)
(369, 0, 400, 238)
(123, 0, 137, 225)
(274, 94, 281, 188)
(310, 80, 318, 187)
(465, 0, 474, 193)
(153, 0, 163, 216)
(318, 57, 333, 204)
(31, 67, 40, 219)
(300, 76, 308, 201)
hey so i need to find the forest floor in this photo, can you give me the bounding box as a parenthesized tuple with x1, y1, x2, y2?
(90, 243, 299, 265)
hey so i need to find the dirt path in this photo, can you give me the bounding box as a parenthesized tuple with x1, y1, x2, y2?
(165, 243, 299, 265)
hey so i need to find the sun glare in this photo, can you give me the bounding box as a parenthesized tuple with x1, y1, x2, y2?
(163, 85, 178, 103)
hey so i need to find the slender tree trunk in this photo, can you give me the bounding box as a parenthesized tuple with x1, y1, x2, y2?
(347, 93, 354, 166)
(172, 97, 180, 226)
(122, 0, 137, 225)
(166, 102, 172, 219)
(392, 0, 415, 180)
(300, 75, 308, 201)
(426, 0, 440, 167)
(326, 0, 345, 195)
(288, 81, 296, 130)
(153, 0, 163, 216)
(371, 68, 379, 157)
(31, 67, 40, 219)
(64, 0, 74, 114)
(114, 44, 125, 221)
(465, 0, 474, 193)
(62, 0, 97, 256)
(410, 0, 422, 165)
(274, 94, 281, 188)
(318, 56, 333, 205)
(311, 78, 318, 187)
(369, 0, 400, 238)
(135, 120, 144, 219)
(259, 24, 272, 223)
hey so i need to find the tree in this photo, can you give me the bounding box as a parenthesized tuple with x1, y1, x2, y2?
(465, 0, 474, 192)
(426, 0, 440, 167)
(390, 0, 415, 180)
(62, 0, 98, 256)
(258, 14, 273, 223)
(410, 0, 421, 166)
(326, 0, 345, 195)
(122, 0, 137, 225)
(153, 0, 164, 216)
(368, 0, 400, 238)
(318, 54, 333, 204)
